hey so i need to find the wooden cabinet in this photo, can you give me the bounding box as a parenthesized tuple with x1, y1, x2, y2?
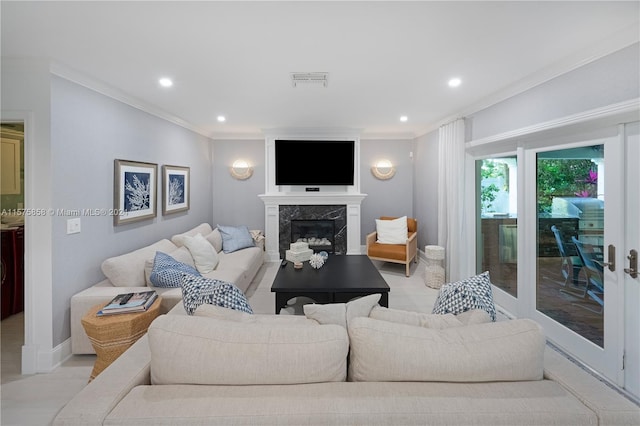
(1, 138, 21, 194)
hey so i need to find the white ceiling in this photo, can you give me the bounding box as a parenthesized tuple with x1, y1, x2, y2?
(2, 1, 639, 139)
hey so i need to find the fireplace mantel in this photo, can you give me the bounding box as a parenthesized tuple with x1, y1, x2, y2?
(259, 192, 367, 262)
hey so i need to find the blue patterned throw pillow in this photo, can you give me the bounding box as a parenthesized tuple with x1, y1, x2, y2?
(150, 252, 201, 288)
(181, 273, 253, 315)
(432, 271, 496, 321)
(217, 224, 255, 254)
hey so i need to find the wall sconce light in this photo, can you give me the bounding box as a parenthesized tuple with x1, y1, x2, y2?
(230, 159, 253, 180)
(371, 159, 395, 180)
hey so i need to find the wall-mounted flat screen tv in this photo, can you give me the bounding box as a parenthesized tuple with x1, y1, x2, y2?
(275, 140, 355, 186)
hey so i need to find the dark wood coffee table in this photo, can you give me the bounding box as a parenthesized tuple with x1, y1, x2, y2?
(271, 255, 389, 314)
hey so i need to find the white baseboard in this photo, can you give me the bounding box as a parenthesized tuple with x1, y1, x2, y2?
(23, 338, 72, 374)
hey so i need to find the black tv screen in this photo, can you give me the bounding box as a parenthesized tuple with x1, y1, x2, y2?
(275, 140, 355, 186)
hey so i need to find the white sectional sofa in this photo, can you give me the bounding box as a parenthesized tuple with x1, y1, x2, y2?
(55, 301, 640, 425)
(70, 223, 264, 354)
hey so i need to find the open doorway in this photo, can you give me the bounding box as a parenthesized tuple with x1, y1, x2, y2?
(1, 121, 25, 382)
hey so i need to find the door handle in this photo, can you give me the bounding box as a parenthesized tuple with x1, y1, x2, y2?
(594, 244, 615, 272)
(624, 249, 638, 279)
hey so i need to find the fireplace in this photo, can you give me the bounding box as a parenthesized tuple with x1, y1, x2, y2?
(291, 219, 335, 253)
(278, 205, 347, 258)
(259, 193, 366, 262)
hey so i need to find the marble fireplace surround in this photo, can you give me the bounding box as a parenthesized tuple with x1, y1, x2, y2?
(259, 193, 367, 262)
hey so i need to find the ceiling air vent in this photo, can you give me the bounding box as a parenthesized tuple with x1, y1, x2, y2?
(291, 72, 329, 87)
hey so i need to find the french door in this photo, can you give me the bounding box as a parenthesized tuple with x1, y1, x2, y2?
(473, 122, 639, 399)
(528, 135, 620, 382)
(623, 122, 639, 399)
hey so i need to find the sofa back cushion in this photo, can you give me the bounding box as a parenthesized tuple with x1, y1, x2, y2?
(149, 315, 348, 385)
(369, 306, 464, 328)
(194, 304, 318, 326)
(368, 306, 491, 328)
(101, 239, 178, 287)
(171, 223, 213, 247)
(348, 317, 545, 383)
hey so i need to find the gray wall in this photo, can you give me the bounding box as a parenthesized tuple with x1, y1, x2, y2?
(50, 76, 213, 346)
(211, 138, 417, 247)
(360, 139, 414, 244)
(211, 139, 265, 230)
(467, 43, 640, 140)
(413, 129, 440, 250)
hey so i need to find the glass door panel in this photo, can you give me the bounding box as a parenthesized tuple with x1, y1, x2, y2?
(535, 145, 604, 347)
(477, 156, 517, 297)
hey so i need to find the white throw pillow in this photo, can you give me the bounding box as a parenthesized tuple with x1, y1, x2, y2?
(375, 216, 408, 244)
(303, 294, 381, 328)
(182, 233, 219, 274)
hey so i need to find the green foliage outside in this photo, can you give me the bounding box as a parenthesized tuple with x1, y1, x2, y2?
(537, 159, 597, 214)
(480, 160, 506, 212)
(480, 157, 598, 215)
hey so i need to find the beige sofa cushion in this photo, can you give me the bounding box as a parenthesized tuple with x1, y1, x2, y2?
(149, 315, 348, 385)
(204, 228, 223, 253)
(303, 293, 381, 328)
(101, 239, 177, 287)
(455, 308, 493, 325)
(194, 304, 317, 326)
(106, 381, 597, 426)
(348, 317, 545, 383)
(171, 223, 213, 247)
(369, 306, 491, 328)
(369, 306, 464, 328)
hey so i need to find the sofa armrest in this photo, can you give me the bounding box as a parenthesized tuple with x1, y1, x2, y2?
(406, 232, 418, 263)
(366, 231, 377, 249)
(53, 335, 152, 426)
(543, 347, 640, 425)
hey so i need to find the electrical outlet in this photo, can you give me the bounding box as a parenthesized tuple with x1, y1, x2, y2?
(67, 218, 81, 234)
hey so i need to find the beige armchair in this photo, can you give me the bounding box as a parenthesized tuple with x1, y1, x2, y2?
(366, 216, 418, 277)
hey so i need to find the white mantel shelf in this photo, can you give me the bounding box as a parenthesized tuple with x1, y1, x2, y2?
(258, 193, 367, 205)
(259, 192, 367, 262)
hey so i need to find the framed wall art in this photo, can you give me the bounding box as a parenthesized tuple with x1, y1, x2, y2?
(162, 164, 190, 215)
(113, 159, 158, 226)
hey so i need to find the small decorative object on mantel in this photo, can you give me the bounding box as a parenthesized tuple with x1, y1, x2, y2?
(424, 245, 446, 289)
(318, 251, 329, 261)
(309, 253, 325, 269)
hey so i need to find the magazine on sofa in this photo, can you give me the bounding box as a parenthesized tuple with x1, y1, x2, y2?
(97, 291, 158, 316)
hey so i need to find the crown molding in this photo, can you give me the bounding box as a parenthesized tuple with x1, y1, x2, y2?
(49, 62, 212, 139)
(417, 24, 640, 138)
(467, 98, 639, 148)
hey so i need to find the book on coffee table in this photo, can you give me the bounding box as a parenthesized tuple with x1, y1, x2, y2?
(97, 291, 158, 316)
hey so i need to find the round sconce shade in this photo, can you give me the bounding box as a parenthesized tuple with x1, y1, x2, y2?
(230, 160, 253, 180)
(371, 159, 395, 180)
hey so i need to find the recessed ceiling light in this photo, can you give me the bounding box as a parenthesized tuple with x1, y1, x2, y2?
(448, 77, 462, 88)
(217, 115, 226, 122)
(158, 77, 173, 88)
(400, 116, 408, 122)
